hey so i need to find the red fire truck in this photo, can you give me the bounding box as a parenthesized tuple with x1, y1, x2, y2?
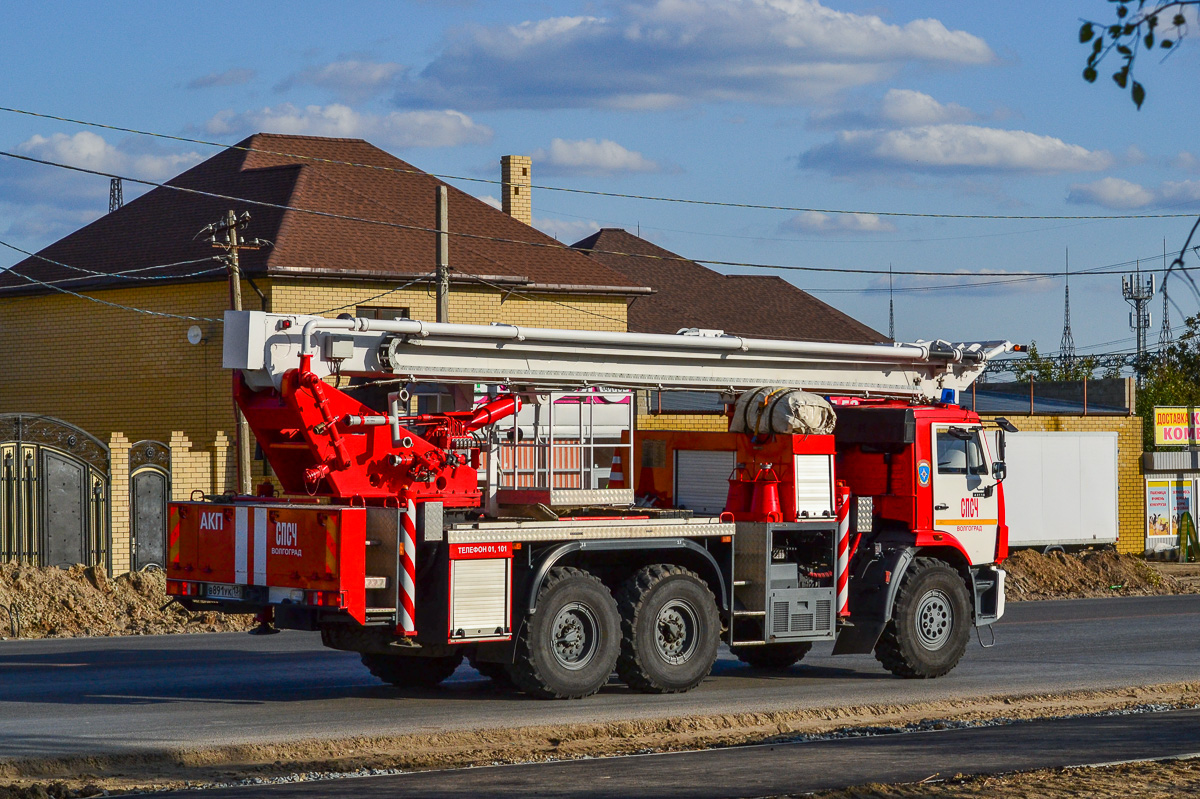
(167, 311, 1014, 698)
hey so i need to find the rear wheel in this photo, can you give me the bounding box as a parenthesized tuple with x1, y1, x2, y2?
(616, 564, 720, 693)
(874, 558, 971, 678)
(509, 567, 620, 699)
(360, 651, 463, 687)
(731, 642, 812, 670)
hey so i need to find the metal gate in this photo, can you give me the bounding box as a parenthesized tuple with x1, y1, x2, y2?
(0, 415, 110, 572)
(129, 441, 170, 570)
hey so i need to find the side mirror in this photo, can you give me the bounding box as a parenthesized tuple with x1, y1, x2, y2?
(992, 461, 1007, 481)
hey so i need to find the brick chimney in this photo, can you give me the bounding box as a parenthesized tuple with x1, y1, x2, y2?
(501, 155, 532, 225)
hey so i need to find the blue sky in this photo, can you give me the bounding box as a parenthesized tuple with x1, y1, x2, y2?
(1, 1, 1198, 359)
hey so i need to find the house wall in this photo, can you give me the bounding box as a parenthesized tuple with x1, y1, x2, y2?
(0, 278, 627, 573)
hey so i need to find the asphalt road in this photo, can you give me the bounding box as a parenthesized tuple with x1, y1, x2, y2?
(0, 595, 1198, 763)
(160, 708, 1200, 799)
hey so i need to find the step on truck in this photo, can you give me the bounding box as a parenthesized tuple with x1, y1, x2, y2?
(167, 311, 1015, 698)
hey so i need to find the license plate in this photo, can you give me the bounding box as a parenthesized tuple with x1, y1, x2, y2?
(205, 583, 243, 600)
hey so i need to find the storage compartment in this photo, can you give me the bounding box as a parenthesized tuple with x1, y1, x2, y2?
(767, 587, 835, 639)
(448, 542, 512, 641)
(732, 520, 838, 643)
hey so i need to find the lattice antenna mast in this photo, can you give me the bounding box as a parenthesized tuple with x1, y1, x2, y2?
(1123, 260, 1155, 385)
(108, 178, 123, 213)
(1060, 248, 1075, 370)
(1159, 238, 1172, 351)
(888, 262, 895, 342)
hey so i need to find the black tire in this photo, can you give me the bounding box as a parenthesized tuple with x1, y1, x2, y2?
(469, 655, 517, 690)
(616, 564, 720, 693)
(874, 558, 971, 679)
(361, 650, 464, 687)
(730, 642, 812, 670)
(509, 567, 620, 699)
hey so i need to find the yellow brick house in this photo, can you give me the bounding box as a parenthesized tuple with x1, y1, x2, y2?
(0, 136, 648, 574)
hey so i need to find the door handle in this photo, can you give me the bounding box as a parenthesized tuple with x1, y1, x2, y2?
(934, 503, 949, 510)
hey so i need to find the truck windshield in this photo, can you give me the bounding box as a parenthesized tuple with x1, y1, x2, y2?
(936, 430, 987, 476)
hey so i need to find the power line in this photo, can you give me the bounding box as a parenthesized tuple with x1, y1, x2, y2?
(2, 104, 1199, 221)
(5, 149, 1200, 283)
(0, 242, 222, 285)
(0, 241, 222, 321)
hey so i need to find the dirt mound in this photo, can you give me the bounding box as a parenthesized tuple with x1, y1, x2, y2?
(1002, 549, 1197, 601)
(0, 563, 255, 639)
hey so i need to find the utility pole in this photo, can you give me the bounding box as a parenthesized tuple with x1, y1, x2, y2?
(436, 186, 449, 323)
(205, 211, 265, 495)
(887, 263, 895, 342)
(1122, 261, 1155, 386)
(1159, 238, 1173, 351)
(108, 178, 123, 213)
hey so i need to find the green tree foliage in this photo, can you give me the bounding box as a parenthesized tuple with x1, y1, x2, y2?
(1012, 341, 1103, 382)
(1138, 313, 1200, 448)
(1079, 1, 1193, 108)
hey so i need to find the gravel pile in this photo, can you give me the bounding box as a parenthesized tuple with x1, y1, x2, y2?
(1002, 548, 1198, 601)
(0, 563, 255, 639)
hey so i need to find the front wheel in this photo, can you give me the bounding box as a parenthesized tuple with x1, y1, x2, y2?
(874, 558, 971, 678)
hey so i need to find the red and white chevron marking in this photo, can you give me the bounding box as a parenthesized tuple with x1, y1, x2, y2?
(399, 498, 418, 636)
(835, 483, 851, 618)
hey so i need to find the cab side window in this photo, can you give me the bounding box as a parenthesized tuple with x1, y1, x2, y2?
(936, 435, 968, 475)
(937, 430, 987, 476)
(966, 433, 987, 476)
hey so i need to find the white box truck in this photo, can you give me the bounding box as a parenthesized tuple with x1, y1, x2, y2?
(988, 431, 1119, 551)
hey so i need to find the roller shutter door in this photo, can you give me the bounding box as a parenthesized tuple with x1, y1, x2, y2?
(674, 450, 735, 515)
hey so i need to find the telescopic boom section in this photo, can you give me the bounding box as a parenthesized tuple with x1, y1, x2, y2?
(225, 311, 1013, 401)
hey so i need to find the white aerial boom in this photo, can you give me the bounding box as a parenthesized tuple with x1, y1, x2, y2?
(225, 311, 1013, 401)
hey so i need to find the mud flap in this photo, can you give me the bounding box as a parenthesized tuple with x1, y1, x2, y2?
(832, 547, 914, 655)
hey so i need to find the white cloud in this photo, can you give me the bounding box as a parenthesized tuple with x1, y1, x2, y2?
(401, 0, 994, 110)
(187, 68, 256, 89)
(18, 131, 200, 181)
(1171, 151, 1200, 173)
(0, 132, 202, 206)
(530, 138, 659, 175)
(276, 60, 405, 103)
(204, 103, 492, 148)
(809, 88, 976, 130)
(1123, 145, 1147, 165)
(1066, 177, 1156, 209)
(1067, 177, 1200, 210)
(784, 211, 896, 233)
(879, 89, 975, 126)
(802, 124, 1112, 174)
(477, 194, 502, 210)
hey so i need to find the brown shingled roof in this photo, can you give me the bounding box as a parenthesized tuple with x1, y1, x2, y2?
(571, 228, 885, 344)
(1, 135, 646, 296)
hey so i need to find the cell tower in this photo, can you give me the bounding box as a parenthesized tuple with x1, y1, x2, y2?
(1159, 239, 1172, 351)
(1060, 249, 1075, 370)
(888, 263, 895, 342)
(108, 178, 123, 213)
(1123, 261, 1155, 384)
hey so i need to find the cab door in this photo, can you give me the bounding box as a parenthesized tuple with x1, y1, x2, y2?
(932, 425, 998, 565)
